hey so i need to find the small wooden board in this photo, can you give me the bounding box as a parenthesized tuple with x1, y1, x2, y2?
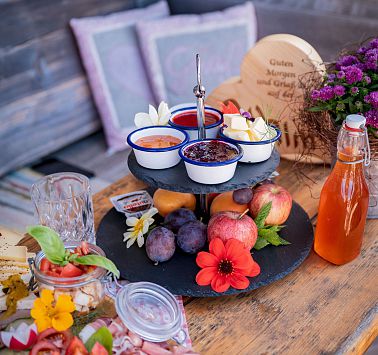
(207, 34, 326, 162)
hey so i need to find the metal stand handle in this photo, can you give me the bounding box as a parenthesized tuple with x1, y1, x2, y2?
(193, 54, 208, 216)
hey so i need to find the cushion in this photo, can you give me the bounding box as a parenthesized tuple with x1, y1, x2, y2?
(136, 1, 257, 106)
(70, 1, 169, 153)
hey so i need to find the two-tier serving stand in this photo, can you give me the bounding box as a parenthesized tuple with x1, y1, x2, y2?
(96, 55, 314, 297)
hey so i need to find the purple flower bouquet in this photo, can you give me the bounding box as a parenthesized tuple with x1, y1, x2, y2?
(309, 38, 378, 136)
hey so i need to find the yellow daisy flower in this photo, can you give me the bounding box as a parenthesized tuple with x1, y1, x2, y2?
(31, 289, 75, 332)
(123, 207, 158, 248)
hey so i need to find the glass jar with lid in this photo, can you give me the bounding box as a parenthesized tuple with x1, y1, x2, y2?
(30, 242, 110, 313)
(115, 281, 185, 343)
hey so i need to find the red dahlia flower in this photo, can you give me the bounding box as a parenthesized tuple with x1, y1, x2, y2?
(196, 238, 260, 293)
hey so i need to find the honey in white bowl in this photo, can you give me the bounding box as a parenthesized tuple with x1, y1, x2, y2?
(135, 135, 182, 149)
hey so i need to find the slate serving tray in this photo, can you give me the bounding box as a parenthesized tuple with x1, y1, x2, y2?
(127, 149, 280, 194)
(96, 202, 314, 297)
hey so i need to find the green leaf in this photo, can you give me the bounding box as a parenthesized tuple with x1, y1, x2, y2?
(307, 106, 326, 112)
(27, 225, 66, 265)
(253, 236, 270, 250)
(254, 202, 272, 229)
(265, 225, 286, 232)
(258, 229, 291, 246)
(277, 235, 291, 246)
(85, 327, 113, 355)
(68, 253, 78, 262)
(75, 255, 120, 278)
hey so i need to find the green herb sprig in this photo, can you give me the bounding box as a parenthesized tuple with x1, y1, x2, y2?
(27, 225, 120, 278)
(253, 202, 290, 250)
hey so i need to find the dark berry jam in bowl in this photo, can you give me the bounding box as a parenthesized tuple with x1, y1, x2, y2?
(179, 139, 243, 184)
(169, 103, 223, 141)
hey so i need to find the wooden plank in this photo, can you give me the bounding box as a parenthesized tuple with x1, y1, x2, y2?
(254, 0, 378, 19)
(169, 0, 378, 20)
(0, 0, 138, 48)
(0, 76, 101, 176)
(254, 2, 378, 61)
(0, 29, 83, 105)
(275, 160, 329, 218)
(182, 163, 377, 354)
(184, 222, 377, 354)
(19, 161, 377, 353)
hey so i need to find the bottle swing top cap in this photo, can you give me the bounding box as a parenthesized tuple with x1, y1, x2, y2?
(345, 114, 366, 132)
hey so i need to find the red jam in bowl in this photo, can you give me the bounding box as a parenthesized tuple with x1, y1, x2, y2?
(172, 111, 219, 127)
(135, 135, 182, 148)
(183, 141, 238, 163)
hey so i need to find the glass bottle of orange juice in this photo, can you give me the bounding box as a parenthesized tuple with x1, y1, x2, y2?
(314, 114, 370, 265)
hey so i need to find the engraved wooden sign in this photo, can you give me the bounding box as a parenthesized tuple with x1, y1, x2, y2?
(207, 34, 326, 162)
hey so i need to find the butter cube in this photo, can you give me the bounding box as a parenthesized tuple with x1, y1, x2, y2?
(225, 130, 250, 141)
(249, 117, 268, 140)
(224, 114, 249, 131)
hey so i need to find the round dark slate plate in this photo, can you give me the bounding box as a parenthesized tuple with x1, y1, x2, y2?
(127, 149, 280, 194)
(96, 202, 314, 297)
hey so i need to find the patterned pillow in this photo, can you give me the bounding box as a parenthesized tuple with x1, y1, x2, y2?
(136, 2, 257, 106)
(70, 1, 169, 153)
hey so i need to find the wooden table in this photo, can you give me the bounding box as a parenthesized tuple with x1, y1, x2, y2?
(91, 159, 377, 355)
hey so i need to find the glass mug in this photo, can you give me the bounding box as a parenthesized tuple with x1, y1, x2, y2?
(31, 172, 95, 244)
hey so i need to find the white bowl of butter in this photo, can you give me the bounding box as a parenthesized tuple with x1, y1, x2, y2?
(219, 114, 281, 163)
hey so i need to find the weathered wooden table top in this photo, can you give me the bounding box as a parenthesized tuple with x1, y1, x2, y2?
(20, 159, 377, 354)
(90, 159, 377, 355)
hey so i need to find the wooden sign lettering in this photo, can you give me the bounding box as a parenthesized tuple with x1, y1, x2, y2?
(207, 34, 326, 162)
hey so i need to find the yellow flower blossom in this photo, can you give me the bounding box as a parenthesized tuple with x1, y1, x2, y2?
(123, 207, 158, 248)
(31, 289, 75, 332)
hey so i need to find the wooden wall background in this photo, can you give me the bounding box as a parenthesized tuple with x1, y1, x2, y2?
(0, 0, 155, 177)
(1, 0, 377, 177)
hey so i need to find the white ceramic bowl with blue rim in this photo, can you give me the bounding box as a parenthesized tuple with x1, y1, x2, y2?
(219, 125, 281, 163)
(169, 103, 223, 141)
(179, 139, 243, 184)
(127, 126, 189, 169)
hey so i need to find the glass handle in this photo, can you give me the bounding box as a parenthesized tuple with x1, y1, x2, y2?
(172, 329, 187, 345)
(364, 127, 371, 167)
(102, 273, 125, 299)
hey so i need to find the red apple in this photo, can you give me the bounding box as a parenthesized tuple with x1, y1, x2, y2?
(208, 211, 258, 250)
(249, 184, 292, 225)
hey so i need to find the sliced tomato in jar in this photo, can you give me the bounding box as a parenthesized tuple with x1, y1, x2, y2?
(50, 264, 63, 275)
(60, 263, 84, 277)
(66, 336, 89, 355)
(40, 258, 53, 272)
(77, 264, 97, 274)
(44, 270, 61, 277)
(74, 241, 90, 256)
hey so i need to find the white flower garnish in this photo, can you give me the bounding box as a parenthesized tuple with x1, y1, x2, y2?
(123, 207, 158, 248)
(134, 101, 171, 128)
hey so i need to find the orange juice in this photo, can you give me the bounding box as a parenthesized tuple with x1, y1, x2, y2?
(314, 115, 370, 265)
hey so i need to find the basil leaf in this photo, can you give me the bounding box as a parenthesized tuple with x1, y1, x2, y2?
(253, 236, 270, 250)
(27, 225, 66, 265)
(254, 202, 272, 229)
(75, 255, 120, 278)
(85, 327, 113, 355)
